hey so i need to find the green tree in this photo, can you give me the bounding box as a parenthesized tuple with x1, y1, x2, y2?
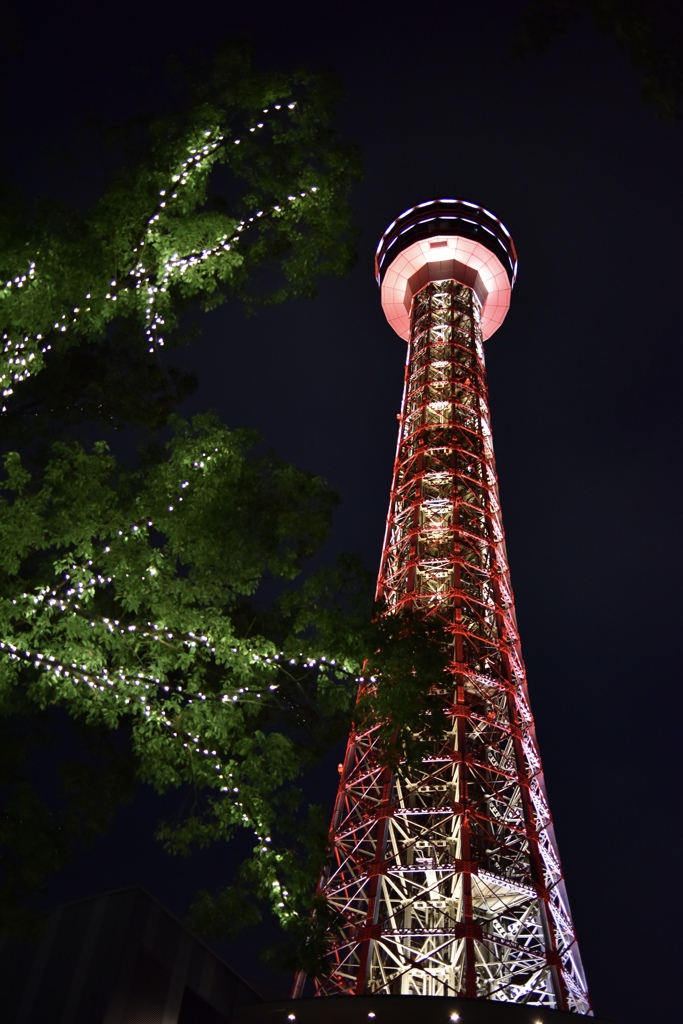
(0, 409, 446, 947)
(0, 415, 365, 936)
(0, 45, 357, 424)
(0, 45, 364, 940)
(0, 44, 446, 962)
(518, 0, 683, 118)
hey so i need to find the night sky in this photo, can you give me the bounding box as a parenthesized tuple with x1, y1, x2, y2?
(3, 3, 683, 1022)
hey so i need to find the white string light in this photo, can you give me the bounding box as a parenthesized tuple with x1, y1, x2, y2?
(0, 100, 319, 394)
(1, 433, 353, 923)
(0, 96, 345, 924)
(0, 596, 347, 928)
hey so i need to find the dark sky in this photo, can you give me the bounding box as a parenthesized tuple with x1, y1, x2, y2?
(3, 3, 683, 1022)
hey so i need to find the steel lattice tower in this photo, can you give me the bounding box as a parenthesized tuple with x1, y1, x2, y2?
(298, 200, 591, 1016)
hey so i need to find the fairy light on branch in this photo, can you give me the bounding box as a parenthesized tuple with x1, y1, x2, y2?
(0, 99, 324, 397)
(0, 623, 318, 926)
(3, 342, 346, 927)
(0, 85, 356, 935)
(3, 538, 352, 931)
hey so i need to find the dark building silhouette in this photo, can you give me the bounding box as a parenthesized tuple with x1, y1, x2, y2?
(1, 887, 262, 1023)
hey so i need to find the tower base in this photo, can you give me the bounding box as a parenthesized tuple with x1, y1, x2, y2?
(235, 996, 613, 1024)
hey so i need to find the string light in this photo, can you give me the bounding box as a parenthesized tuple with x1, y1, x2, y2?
(1, 100, 318, 389)
(2, 542, 354, 928)
(0, 90, 352, 927)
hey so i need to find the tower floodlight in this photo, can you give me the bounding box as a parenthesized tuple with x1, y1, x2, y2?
(291, 200, 591, 1016)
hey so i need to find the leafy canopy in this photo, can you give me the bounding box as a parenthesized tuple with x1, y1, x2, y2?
(0, 45, 363, 940)
(0, 45, 446, 963)
(0, 45, 358, 415)
(0, 415, 364, 935)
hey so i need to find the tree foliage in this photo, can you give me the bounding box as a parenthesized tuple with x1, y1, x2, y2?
(0, 414, 363, 935)
(0, 400, 446, 947)
(0, 44, 446, 964)
(0, 44, 358, 420)
(0, 45, 364, 941)
(518, 0, 683, 118)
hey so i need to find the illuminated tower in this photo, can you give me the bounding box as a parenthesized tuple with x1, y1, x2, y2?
(304, 200, 591, 1015)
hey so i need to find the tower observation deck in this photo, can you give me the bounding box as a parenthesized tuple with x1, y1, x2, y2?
(292, 200, 592, 1017)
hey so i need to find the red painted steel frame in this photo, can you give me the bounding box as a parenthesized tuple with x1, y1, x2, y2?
(297, 223, 590, 1015)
